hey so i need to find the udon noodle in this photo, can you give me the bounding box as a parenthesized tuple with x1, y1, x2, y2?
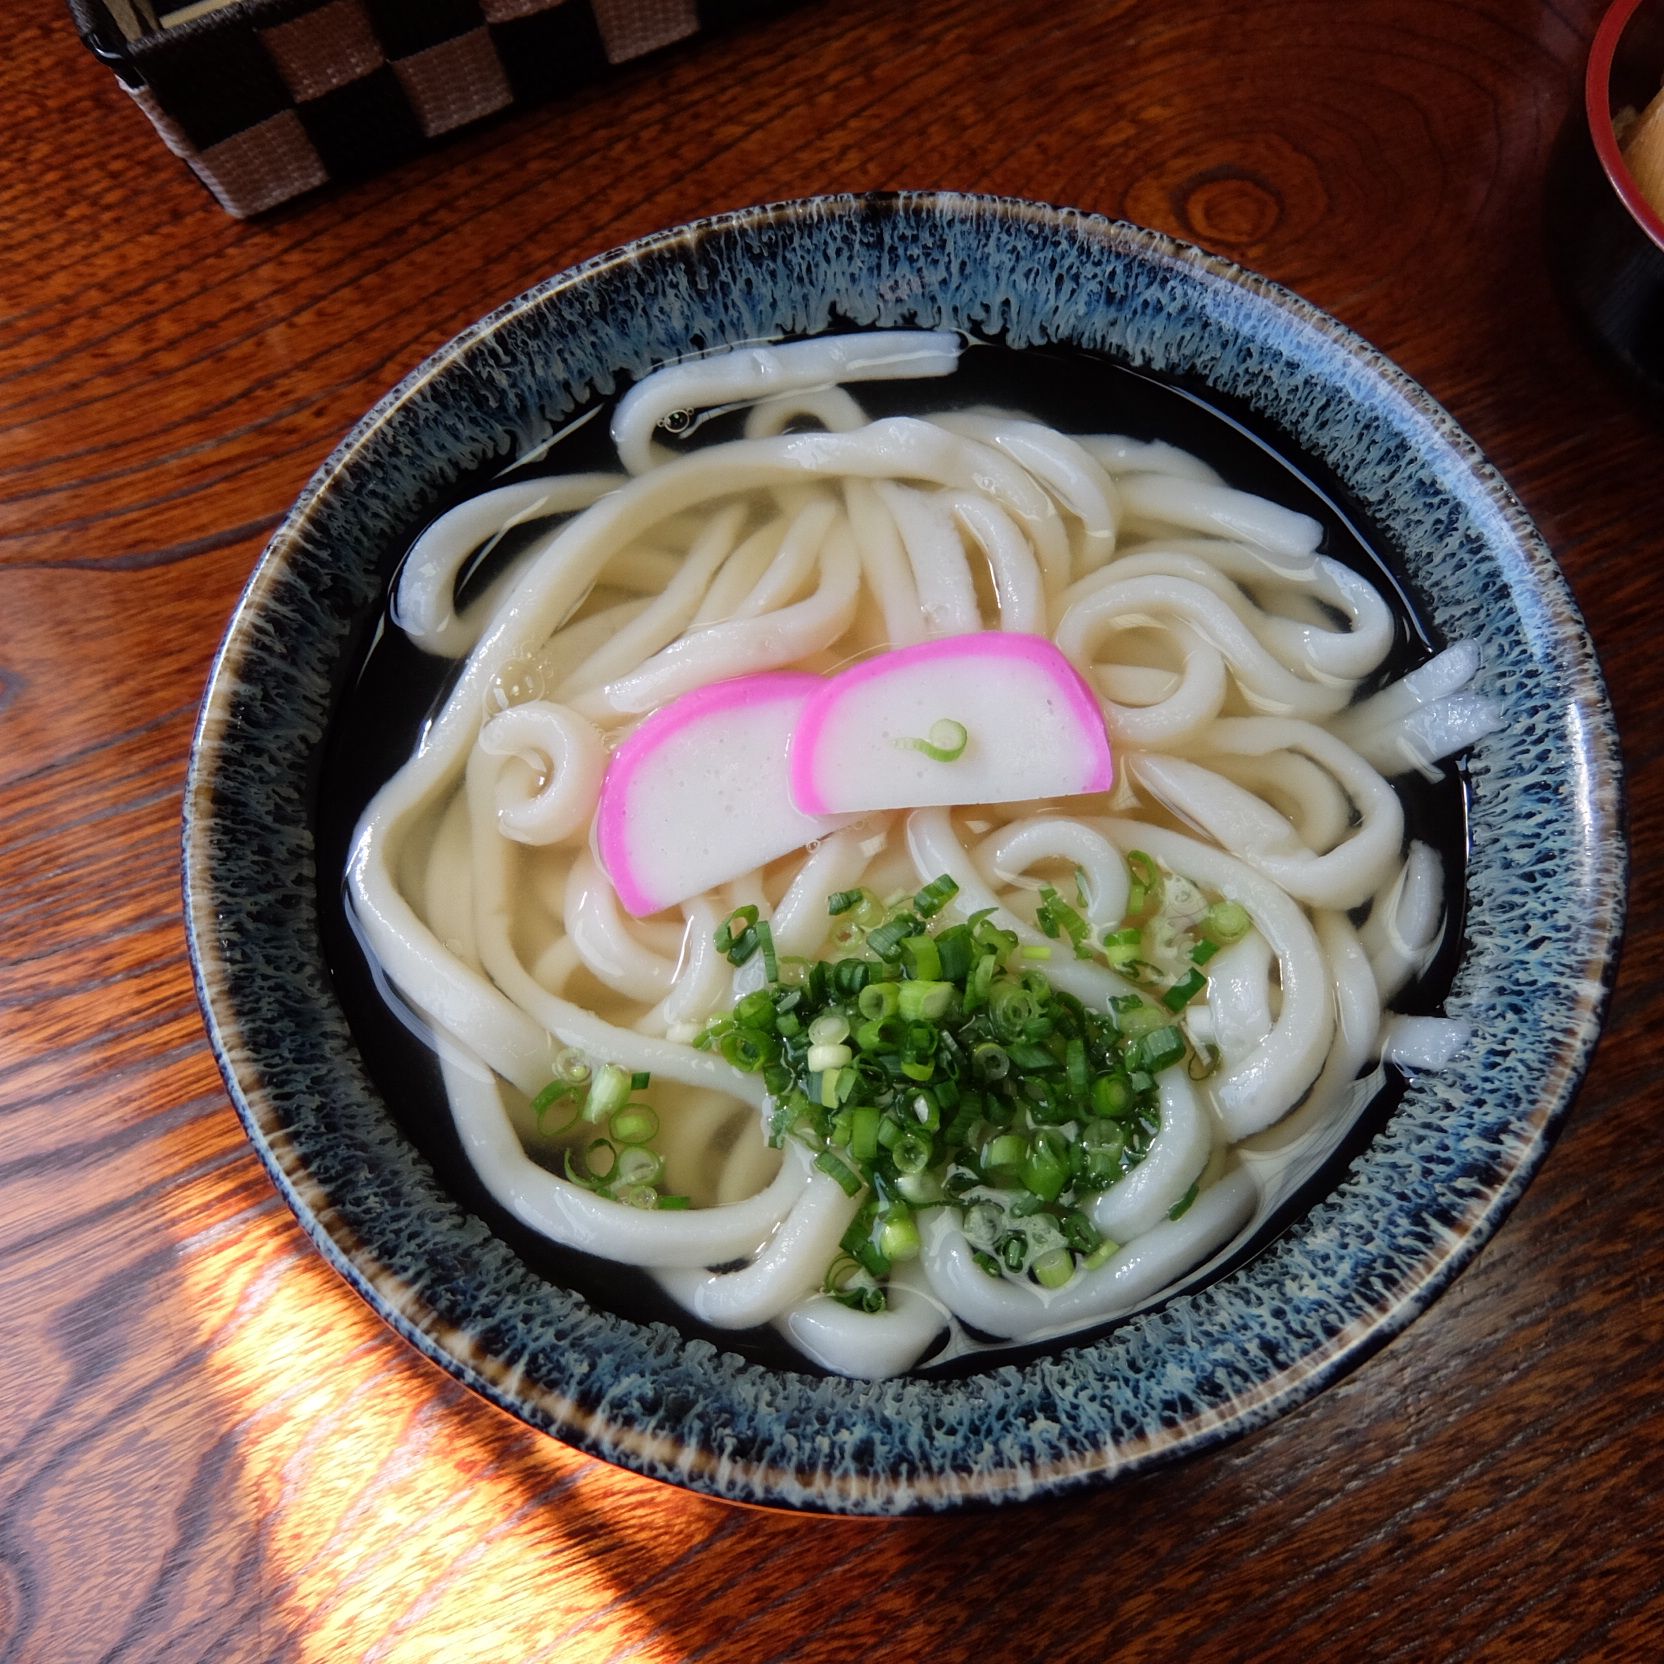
(347, 331, 1497, 1378)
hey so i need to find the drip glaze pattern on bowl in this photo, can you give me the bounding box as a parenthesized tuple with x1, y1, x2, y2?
(183, 192, 1624, 1514)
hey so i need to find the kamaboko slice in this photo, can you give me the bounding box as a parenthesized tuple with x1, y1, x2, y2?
(596, 673, 850, 917)
(790, 634, 1112, 816)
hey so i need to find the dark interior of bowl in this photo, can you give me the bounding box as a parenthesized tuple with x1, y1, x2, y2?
(186, 193, 1623, 1512)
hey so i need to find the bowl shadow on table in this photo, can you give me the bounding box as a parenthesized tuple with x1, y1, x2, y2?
(464, 1380, 1348, 1664)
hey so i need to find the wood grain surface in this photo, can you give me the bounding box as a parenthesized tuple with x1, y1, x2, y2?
(2, 1, 1658, 1659)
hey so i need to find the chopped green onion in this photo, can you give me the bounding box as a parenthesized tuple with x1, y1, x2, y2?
(1104, 927, 1143, 969)
(866, 915, 918, 962)
(1136, 1026, 1187, 1074)
(714, 904, 760, 962)
(901, 933, 942, 982)
(878, 1206, 921, 1262)
(1091, 1075, 1133, 1120)
(1036, 885, 1090, 956)
(1021, 1129, 1070, 1203)
(610, 1104, 659, 1145)
(823, 1253, 863, 1293)
(898, 980, 953, 1021)
(1062, 1210, 1102, 1255)
(1007, 1042, 1055, 1071)
(567, 1137, 616, 1186)
(808, 1012, 851, 1047)
(735, 989, 774, 1027)
(719, 1029, 771, 1072)
(815, 1150, 864, 1196)
(1169, 1180, 1199, 1219)
(850, 1105, 881, 1163)
(935, 926, 972, 983)
(690, 862, 1236, 1311)
(858, 982, 901, 1020)
(1115, 1001, 1169, 1039)
(839, 1286, 889, 1313)
(614, 1145, 663, 1187)
(988, 982, 1039, 1037)
(892, 1129, 933, 1174)
(530, 1080, 578, 1133)
(983, 1132, 1028, 1175)
(895, 717, 969, 763)
(913, 874, 960, 917)
(585, 1063, 631, 1123)
(895, 1169, 943, 1206)
(852, 891, 888, 929)
(1204, 900, 1251, 942)
(855, 1013, 908, 1052)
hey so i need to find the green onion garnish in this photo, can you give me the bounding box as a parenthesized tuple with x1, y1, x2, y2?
(585, 1063, 631, 1123)
(665, 857, 1232, 1306)
(1203, 900, 1251, 942)
(858, 982, 901, 1020)
(610, 1104, 660, 1145)
(530, 1079, 579, 1133)
(1162, 968, 1207, 1011)
(1036, 885, 1091, 957)
(816, 1150, 864, 1196)
(913, 874, 961, 917)
(895, 718, 969, 763)
(866, 915, 918, 962)
(714, 904, 758, 953)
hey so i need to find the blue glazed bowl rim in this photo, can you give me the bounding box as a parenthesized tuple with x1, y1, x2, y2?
(183, 190, 1625, 1515)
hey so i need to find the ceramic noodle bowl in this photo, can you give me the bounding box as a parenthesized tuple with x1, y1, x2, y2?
(183, 193, 1623, 1514)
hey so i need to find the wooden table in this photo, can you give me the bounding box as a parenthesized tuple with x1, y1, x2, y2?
(2, 1, 1657, 1657)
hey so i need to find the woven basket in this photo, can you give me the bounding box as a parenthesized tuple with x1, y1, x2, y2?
(69, 0, 785, 217)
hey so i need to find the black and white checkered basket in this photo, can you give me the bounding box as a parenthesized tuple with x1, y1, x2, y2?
(70, 0, 786, 217)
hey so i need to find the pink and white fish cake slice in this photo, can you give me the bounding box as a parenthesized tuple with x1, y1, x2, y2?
(596, 673, 850, 918)
(790, 634, 1113, 816)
